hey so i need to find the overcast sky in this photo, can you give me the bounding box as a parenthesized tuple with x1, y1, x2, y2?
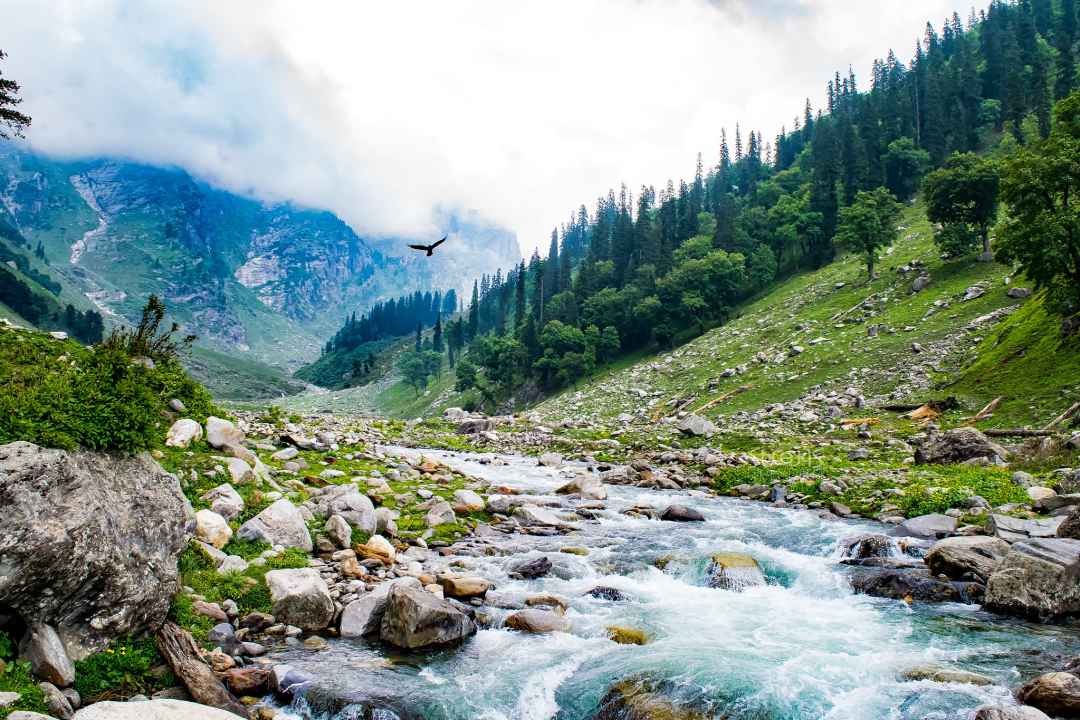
(3, 0, 968, 256)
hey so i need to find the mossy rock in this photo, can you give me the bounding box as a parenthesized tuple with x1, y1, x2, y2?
(606, 626, 649, 645)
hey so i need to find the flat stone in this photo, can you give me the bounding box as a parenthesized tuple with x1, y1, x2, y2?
(899, 513, 957, 539)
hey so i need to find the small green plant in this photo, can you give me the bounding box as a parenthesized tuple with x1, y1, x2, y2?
(0, 656, 49, 719)
(73, 636, 173, 702)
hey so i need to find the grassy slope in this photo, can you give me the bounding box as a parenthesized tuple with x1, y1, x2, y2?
(184, 345, 308, 400)
(535, 200, 1072, 431)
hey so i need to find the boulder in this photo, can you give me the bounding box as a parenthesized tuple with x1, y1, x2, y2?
(592, 677, 708, 720)
(453, 489, 485, 512)
(379, 583, 476, 649)
(339, 577, 422, 638)
(705, 553, 766, 591)
(849, 568, 983, 603)
(925, 536, 1010, 582)
(911, 275, 932, 293)
(204, 417, 244, 450)
(324, 514, 352, 549)
(271, 446, 299, 461)
(660, 504, 705, 522)
(902, 665, 992, 685)
(556, 474, 607, 500)
(1059, 506, 1080, 539)
(222, 457, 253, 485)
(456, 418, 493, 434)
(987, 514, 1064, 543)
(38, 681, 73, 719)
(509, 556, 552, 579)
(19, 624, 75, 687)
(898, 513, 957, 539)
(356, 534, 395, 564)
(914, 428, 1007, 465)
(72, 699, 244, 719)
(504, 609, 570, 634)
(973, 706, 1051, 720)
(538, 452, 563, 468)
(514, 504, 566, 527)
(984, 538, 1080, 621)
(237, 498, 312, 552)
(0, 442, 191, 659)
(1007, 287, 1032, 299)
(675, 414, 716, 437)
(194, 510, 232, 550)
(264, 568, 335, 632)
(839, 534, 899, 560)
(164, 419, 202, 449)
(313, 485, 375, 535)
(425, 500, 456, 527)
(1016, 672, 1080, 718)
(200, 484, 244, 521)
(437, 575, 491, 599)
(374, 507, 398, 537)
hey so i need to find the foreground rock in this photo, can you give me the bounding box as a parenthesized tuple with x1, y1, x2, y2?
(237, 498, 313, 552)
(339, 578, 421, 639)
(925, 536, 1010, 582)
(850, 568, 983, 604)
(1015, 672, 1080, 718)
(705, 553, 766, 591)
(265, 569, 335, 631)
(660, 504, 705, 522)
(504, 609, 570, 634)
(592, 677, 708, 720)
(379, 583, 476, 649)
(984, 539, 1080, 621)
(73, 699, 243, 719)
(0, 442, 191, 659)
(898, 513, 957, 539)
(914, 428, 1007, 465)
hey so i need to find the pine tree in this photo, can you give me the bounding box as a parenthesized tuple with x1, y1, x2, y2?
(432, 314, 443, 352)
(414, 321, 422, 352)
(467, 280, 479, 340)
(0, 51, 32, 139)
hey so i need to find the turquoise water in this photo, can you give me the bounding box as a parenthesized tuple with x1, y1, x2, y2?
(271, 449, 1080, 720)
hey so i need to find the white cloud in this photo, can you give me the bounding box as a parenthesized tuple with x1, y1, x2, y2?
(3, 0, 967, 256)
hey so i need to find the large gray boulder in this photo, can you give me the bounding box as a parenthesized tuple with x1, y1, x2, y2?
(264, 568, 334, 632)
(898, 513, 957, 539)
(73, 699, 242, 719)
(379, 583, 476, 649)
(925, 536, 1011, 582)
(675, 414, 716, 437)
(0, 442, 192, 659)
(988, 514, 1064, 543)
(313, 484, 376, 534)
(984, 538, 1080, 621)
(339, 578, 422, 639)
(1016, 672, 1080, 718)
(914, 428, 1008, 465)
(237, 498, 312, 552)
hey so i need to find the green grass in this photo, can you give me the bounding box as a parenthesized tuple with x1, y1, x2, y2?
(73, 636, 174, 703)
(0, 658, 49, 719)
(184, 345, 307, 401)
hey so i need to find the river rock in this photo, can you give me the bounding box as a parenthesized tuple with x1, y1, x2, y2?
(849, 568, 983, 603)
(987, 514, 1065, 543)
(504, 609, 570, 634)
(675, 414, 716, 437)
(660, 504, 705, 522)
(201, 484, 244, 521)
(453, 489, 485, 512)
(586, 586, 628, 602)
(194, 509, 232, 549)
(222, 457, 254, 485)
(313, 485, 376, 535)
(205, 417, 244, 449)
(38, 681, 73, 719)
(984, 538, 1080, 621)
(705, 553, 766, 591)
(510, 556, 553, 579)
(379, 583, 476, 649)
(592, 677, 708, 720)
(0, 442, 191, 659)
(915, 428, 1007, 465)
(339, 577, 422, 638)
(264, 568, 335, 632)
(902, 665, 992, 685)
(1016, 672, 1080, 718)
(925, 536, 1010, 582)
(539, 452, 563, 468)
(375, 507, 398, 537)
(164, 419, 202, 449)
(556, 474, 607, 500)
(19, 624, 75, 687)
(839, 534, 898, 560)
(238, 498, 313, 551)
(72, 699, 245, 719)
(456, 418, 493, 434)
(898, 513, 957, 539)
(514, 504, 565, 527)
(426, 500, 456, 527)
(325, 514, 352, 549)
(973, 706, 1052, 720)
(356, 534, 395, 564)
(437, 575, 491, 599)
(1059, 506, 1080, 539)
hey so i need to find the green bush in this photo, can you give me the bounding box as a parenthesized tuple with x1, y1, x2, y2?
(0, 657, 49, 719)
(73, 636, 173, 702)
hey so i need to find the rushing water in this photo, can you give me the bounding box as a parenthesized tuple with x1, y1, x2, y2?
(270, 449, 1080, 720)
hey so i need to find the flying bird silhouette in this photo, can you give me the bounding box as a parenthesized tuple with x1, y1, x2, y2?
(408, 236, 447, 257)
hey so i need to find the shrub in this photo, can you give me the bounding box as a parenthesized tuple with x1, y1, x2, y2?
(73, 636, 173, 702)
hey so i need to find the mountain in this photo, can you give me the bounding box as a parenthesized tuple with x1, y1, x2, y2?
(0, 143, 520, 374)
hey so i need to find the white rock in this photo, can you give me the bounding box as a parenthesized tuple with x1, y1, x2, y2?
(264, 568, 334, 631)
(453, 489, 485, 512)
(325, 514, 352, 549)
(164, 419, 202, 449)
(73, 699, 243, 719)
(272, 446, 299, 461)
(223, 457, 254, 485)
(425, 500, 456, 527)
(200, 484, 244, 520)
(217, 555, 248, 575)
(238, 498, 313, 552)
(205, 417, 244, 449)
(194, 509, 232, 550)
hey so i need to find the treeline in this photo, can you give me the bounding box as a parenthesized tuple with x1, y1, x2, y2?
(430, 0, 1080, 408)
(322, 288, 457, 355)
(0, 266, 104, 343)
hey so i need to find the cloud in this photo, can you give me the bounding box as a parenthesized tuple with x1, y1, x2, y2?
(2, 0, 967, 255)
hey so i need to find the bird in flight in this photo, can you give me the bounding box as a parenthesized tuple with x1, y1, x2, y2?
(408, 235, 447, 257)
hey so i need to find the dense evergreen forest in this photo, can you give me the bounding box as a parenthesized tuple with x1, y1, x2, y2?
(317, 0, 1080, 407)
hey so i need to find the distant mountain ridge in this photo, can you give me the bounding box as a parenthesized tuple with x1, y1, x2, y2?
(0, 143, 520, 369)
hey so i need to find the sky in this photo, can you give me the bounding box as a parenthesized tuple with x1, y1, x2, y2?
(3, 0, 969, 257)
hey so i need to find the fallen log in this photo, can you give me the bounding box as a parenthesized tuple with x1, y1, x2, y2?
(882, 397, 961, 413)
(155, 621, 248, 717)
(1043, 400, 1080, 431)
(694, 384, 753, 413)
(965, 396, 1003, 424)
(983, 429, 1055, 438)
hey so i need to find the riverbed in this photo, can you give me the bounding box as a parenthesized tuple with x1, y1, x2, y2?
(269, 449, 1080, 719)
